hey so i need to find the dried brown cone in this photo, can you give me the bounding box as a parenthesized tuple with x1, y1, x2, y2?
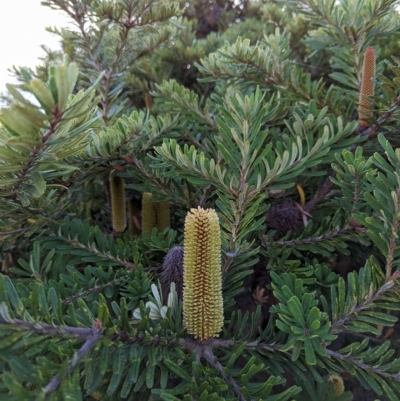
(109, 175, 126, 234)
(358, 47, 375, 128)
(266, 199, 303, 238)
(160, 246, 184, 303)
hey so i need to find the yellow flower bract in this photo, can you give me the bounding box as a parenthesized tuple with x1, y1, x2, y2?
(183, 207, 223, 341)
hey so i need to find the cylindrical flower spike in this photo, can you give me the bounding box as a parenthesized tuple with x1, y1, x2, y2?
(142, 192, 170, 233)
(358, 47, 375, 128)
(142, 192, 156, 233)
(183, 207, 223, 341)
(109, 175, 126, 234)
(157, 200, 170, 232)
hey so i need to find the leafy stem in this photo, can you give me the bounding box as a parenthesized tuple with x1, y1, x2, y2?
(326, 348, 400, 383)
(331, 281, 396, 332)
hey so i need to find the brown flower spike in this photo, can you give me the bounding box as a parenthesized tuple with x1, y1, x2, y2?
(358, 47, 375, 128)
(183, 207, 223, 341)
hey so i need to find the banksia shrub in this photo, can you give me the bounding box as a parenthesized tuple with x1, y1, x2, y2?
(358, 47, 376, 128)
(183, 207, 223, 341)
(141, 192, 170, 233)
(109, 175, 126, 234)
(4, 1, 400, 400)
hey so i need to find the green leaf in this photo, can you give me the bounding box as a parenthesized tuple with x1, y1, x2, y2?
(287, 297, 305, 327)
(304, 337, 316, 365)
(163, 359, 191, 382)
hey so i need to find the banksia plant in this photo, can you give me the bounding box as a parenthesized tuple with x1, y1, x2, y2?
(358, 47, 376, 128)
(109, 175, 126, 234)
(183, 207, 223, 341)
(141, 192, 170, 233)
(5, 1, 400, 400)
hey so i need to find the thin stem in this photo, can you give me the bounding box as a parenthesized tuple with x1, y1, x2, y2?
(39, 322, 103, 401)
(263, 227, 353, 248)
(331, 281, 395, 332)
(0, 316, 97, 338)
(304, 172, 335, 213)
(349, 171, 360, 222)
(62, 275, 130, 304)
(0, 228, 26, 236)
(63, 237, 137, 270)
(202, 345, 247, 401)
(199, 185, 212, 207)
(326, 348, 400, 383)
(349, 331, 386, 344)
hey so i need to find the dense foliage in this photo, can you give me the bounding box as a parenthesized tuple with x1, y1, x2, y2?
(2, 0, 400, 400)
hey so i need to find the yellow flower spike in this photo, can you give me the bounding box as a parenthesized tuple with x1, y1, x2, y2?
(109, 175, 126, 234)
(142, 192, 156, 232)
(183, 207, 223, 341)
(358, 47, 375, 128)
(141, 192, 170, 233)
